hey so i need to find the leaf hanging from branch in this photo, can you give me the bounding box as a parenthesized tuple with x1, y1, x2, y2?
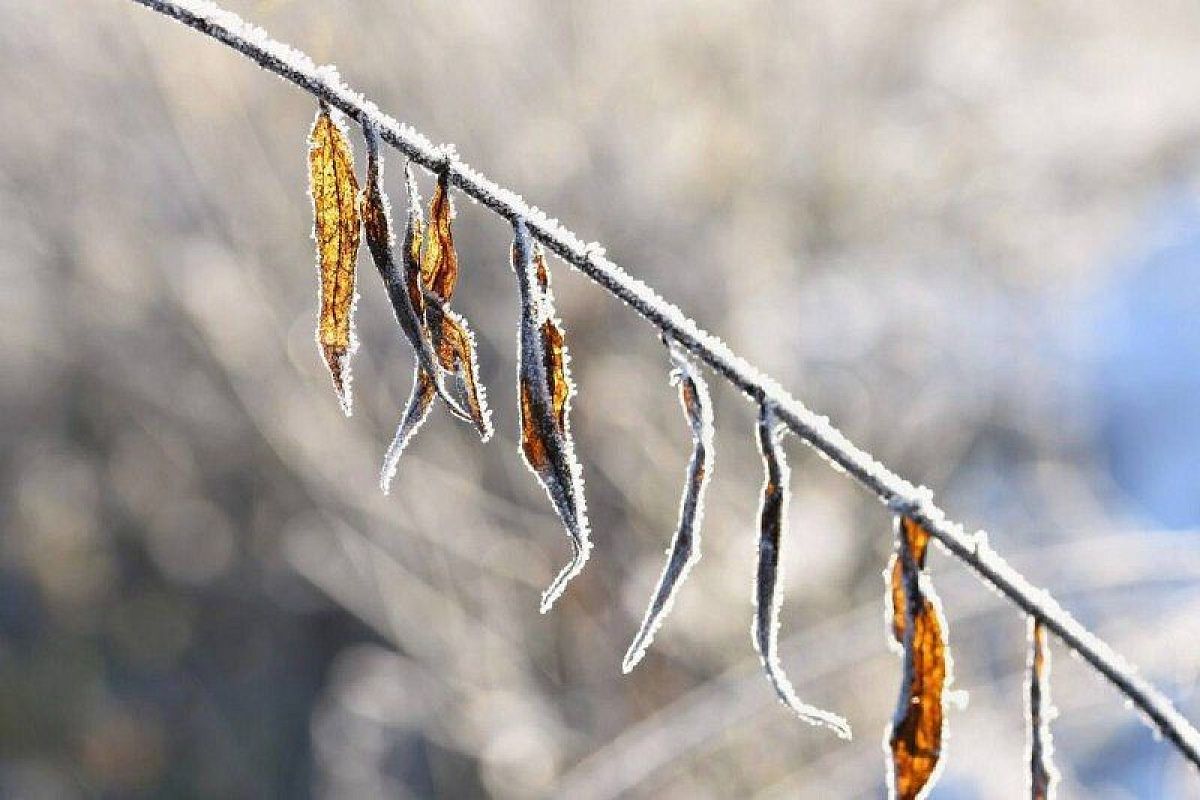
(512, 219, 591, 613)
(308, 104, 361, 415)
(420, 171, 492, 440)
(622, 341, 714, 673)
(885, 516, 950, 800)
(360, 127, 477, 493)
(1028, 618, 1059, 800)
(752, 403, 852, 739)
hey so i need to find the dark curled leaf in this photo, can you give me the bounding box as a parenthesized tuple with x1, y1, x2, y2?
(622, 342, 714, 673)
(380, 366, 437, 491)
(308, 104, 361, 415)
(753, 403, 852, 739)
(512, 219, 591, 613)
(1028, 618, 1059, 800)
(886, 515, 950, 800)
(359, 126, 470, 426)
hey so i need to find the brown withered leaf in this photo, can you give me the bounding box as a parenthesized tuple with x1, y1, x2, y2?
(889, 516, 931, 644)
(308, 104, 361, 415)
(622, 343, 714, 673)
(1028, 618, 1058, 800)
(887, 515, 949, 800)
(752, 404, 852, 738)
(420, 171, 458, 303)
(427, 303, 491, 439)
(359, 128, 471, 436)
(512, 219, 591, 614)
(360, 127, 434, 379)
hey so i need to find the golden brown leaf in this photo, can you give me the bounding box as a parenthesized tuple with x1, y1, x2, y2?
(887, 515, 949, 800)
(512, 219, 590, 613)
(308, 105, 361, 415)
(428, 304, 491, 439)
(420, 172, 458, 303)
(889, 516, 931, 643)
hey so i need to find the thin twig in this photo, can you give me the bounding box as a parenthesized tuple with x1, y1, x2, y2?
(127, 0, 1200, 769)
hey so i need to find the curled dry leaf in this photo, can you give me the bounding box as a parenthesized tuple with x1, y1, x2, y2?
(1028, 618, 1059, 800)
(308, 104, 361, 416)
(360, 128, 471, 494)
(361, 126, 438, 384)
(419, 170, 492, 439)
(753, 404, 852, 739)
(886, 516, 950, 800)
(622, 342, 714, 673)
(512, 219, 591, 613)
(421, 171, 459, 304)
(427, 303, 491, 439)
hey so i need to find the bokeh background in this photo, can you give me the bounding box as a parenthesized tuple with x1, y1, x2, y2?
(2, 1, 1200, 797)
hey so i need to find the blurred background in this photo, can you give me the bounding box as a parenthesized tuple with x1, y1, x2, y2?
(2, 0, 1199, 797)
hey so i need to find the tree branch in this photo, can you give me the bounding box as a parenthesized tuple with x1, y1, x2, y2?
(128, 0, 1200, 770)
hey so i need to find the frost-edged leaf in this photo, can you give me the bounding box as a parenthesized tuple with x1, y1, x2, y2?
(888, 516, 930, 646)
(361, 126, 433, 377)
(886, 515, 950, 800)
(623, 342, 714, 673)
(421, 171, 458, 303)
(308, 104, 361, 416)
(1028, 618, 1059, 800)
(427, 302, 492, 440)
(380, 366, 436, 494)
(512, 219, 591, 613)
(752, 404, 852, 739)
(360, 126, 471, 427)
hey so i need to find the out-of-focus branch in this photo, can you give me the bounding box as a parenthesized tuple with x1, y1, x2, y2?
(128, 0, 1200, 769)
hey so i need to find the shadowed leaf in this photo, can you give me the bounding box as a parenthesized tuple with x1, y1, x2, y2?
(887, 515, 950, 800)
(380, 367, 437, 493)
(752, 404, 852, 739)
(512, 219, 591, 613)
(308, 104, 361, 415)
(1028, 618, 1059, 800)
(623, 342, 714, 673)
(360, 127, 471, 439)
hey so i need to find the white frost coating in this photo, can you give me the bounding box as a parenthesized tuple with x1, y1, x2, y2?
(622, 344, 715, 673)
(132, 0, 1200, 768)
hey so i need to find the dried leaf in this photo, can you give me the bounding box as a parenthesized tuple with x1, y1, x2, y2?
(421, 171, 458, 303)
(1028, 618, 1059, 800)
(308, 104, 361, 415)
(888, 516, 930, 645)
(380, 367, 437, 494)
(887, 515, 950, 800)
(427, 302, 492, 440)
(360, 127, 471, 428)
(361, 127, 431, 375)
(512, 219, 591, 613)
(752, 404, 852, 739)
(623, 343, 714, 673)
